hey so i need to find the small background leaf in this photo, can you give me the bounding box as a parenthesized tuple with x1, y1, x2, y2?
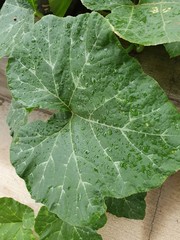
(106, 193, 146, 219)
(49, 0, 72, 17)
(35, 206, 102, 240)
(81, 0, 132, 11)
(164, 42, 180, 58)
(105, 0, 180, 45)
(0, 198, 35, 240)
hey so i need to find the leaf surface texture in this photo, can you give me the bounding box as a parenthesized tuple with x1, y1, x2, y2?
(7, 13, 180, 228)
(0, 198, 35, 240)
(0, 0, 34, 57)
(82, 0, 180, 45)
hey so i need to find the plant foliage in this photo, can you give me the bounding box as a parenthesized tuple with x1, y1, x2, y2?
(0, 0, 180, 239)
(106, 193, 146, 219)
(0, 0, 34, 57)
(49, 0, 72, 17)
(0, 198, 102, 240)
(82, 0, 180, 45)
(0, 198, 35, 239)
(164, 42, 180, 58)
(7, 10, 180, 229)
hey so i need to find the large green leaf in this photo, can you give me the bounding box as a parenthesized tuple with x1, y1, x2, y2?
(81, 0, 132, 11)
(35, 207, 102, 240)
(0, 198, 35, 240)
(7, 99, 147, 221)
(0, 0, 34, 57)
(49, 0, 72, 17)
(106, 193, 146, 219)
(7, 13, 180, 228)
(105, 0, 180, 45)
(164, 42, 180, 58)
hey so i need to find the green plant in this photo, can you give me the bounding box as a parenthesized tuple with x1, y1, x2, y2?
(0, 0, 180, 239)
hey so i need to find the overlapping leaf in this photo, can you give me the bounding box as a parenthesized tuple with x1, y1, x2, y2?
(140, 0, 175, 3)
(0, 0, 34, 57)
(80, 0, 132, 11)
(0, 198, 35, 240)
(164, 42, 180, 58)
(82, 0, 180, 46)
(35, 207, 102, 240)
(106, 193, 146, 219)
(7, 13, 180, 229)
(0, 198, 102, 240)
(107, 0, 180, 45)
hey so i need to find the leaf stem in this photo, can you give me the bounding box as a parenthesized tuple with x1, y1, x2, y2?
(126, 44, 135, 53)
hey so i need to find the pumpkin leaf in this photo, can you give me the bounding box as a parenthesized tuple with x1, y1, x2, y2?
(164, 42, 180, 58)
(7, 13, 180, 229)
(82, 0, 180, 46)
(106, 193, 146, 219)
(0, 0, 34, 58)
(139, 0, 175, 3)
(0, 198, 35, 240)
(35, 206, 102, 240)
(0, 198, 102, 240)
